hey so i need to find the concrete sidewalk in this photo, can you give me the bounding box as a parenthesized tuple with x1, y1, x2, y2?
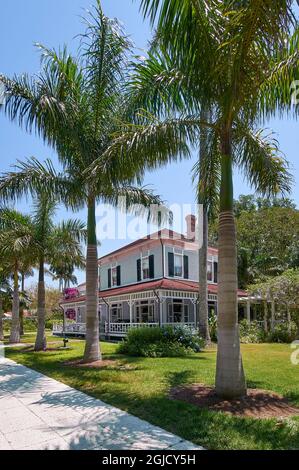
(0, 358, 202, 450)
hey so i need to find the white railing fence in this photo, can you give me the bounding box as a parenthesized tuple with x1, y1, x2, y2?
(52, 322, 86, 334)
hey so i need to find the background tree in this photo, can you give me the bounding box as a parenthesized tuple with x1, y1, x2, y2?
(0, 209, 33, 343)
(0, 2, 167, 362)
(101, 0, 295, 397)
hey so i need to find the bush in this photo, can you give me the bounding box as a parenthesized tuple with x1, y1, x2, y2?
(266, 322, 298, 344)
(239, 320, 266, 344)
(117, 325, 204, 357)
(23, 318, 38, 332)
(45, 318, 63, 330)
(209, 312, 217, 342)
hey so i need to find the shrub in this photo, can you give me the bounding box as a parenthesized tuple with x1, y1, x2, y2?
(239, 320, 266, 344)
(266, 322, 298, 344)
(23, 318, 38, 332)
(209, 312, 217, 342)
(117, 325, 203, 357)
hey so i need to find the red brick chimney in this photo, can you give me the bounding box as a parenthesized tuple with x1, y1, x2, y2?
(185, 214, 196, 240)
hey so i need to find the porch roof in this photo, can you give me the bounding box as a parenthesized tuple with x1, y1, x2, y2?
(61, 278, 247, 304)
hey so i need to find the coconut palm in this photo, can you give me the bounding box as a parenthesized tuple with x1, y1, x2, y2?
(0, 209, 33, 343)
(89, 0, 294, 397)
(0, 1, 168, 362)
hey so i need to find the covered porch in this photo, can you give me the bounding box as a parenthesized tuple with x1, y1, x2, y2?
(101, 287, 208, 337)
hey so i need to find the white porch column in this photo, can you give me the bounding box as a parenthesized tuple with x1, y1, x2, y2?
(129, 295, 133, 324)
(271, 301, 275, 331)
(246, 299, 251, 323)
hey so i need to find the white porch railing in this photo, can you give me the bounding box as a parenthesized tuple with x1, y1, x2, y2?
(52, 322, 86, 335)
(105, 321, 196, 336)
(106, 322, 159, 335)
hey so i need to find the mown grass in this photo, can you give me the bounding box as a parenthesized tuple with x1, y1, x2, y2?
(5, 336, 299, 450)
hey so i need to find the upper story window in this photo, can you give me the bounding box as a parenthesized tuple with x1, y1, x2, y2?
(108, 264, 121, 288)
(174, 252, 183, 277)
(207, 261, 213, 282)
(207, 258, 218, 283)
(168, 248, 189, 279)
(141, 253, 150, 280)
(137, 252, 154, 281)
(111, 265, 118, 286)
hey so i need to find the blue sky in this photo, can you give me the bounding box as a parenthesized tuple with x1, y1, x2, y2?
(1, 0, 298, 287)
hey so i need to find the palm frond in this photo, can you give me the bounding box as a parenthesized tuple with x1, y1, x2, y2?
(233, 125, 293, 197)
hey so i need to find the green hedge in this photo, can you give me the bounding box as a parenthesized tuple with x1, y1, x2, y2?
(117, 325, 204, 357)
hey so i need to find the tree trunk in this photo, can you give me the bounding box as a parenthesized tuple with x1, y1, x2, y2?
(20, 273, 25, 336)
(264, 301, 268, 333)
(9, 267, 20, 344)
(83, 197, 101, 362)
(286, 304, 291, 333)
(198, 207, 211, 344)
(0, 297, 4, 341)
(215, 133, 246, 399)
(34, 258, 46, 351)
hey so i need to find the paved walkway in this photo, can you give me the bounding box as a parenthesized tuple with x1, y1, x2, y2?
(0, 358, 202, 450)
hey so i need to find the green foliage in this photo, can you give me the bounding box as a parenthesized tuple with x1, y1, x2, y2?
(208, 311, 218, 342)
(266, 322, 298, 344)
(239, 320, 266, 344)
(117, 325, 204, 357)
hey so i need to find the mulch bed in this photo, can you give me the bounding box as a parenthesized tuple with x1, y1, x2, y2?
(64, 359, 117, 369)
(170, 384, 299, 419)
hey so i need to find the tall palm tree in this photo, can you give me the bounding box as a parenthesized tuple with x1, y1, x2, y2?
(0, 209, 33, 343)
(90, 0, 294, 397)
(139, 0, 296, 398)
(0, 1, 167, 362)
(31, 195, 86, 351)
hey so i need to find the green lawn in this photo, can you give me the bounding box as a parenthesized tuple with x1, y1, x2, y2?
(5, 337, 299, 450)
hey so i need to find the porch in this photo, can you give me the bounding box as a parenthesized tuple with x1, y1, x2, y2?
(55, 287, 218, 338)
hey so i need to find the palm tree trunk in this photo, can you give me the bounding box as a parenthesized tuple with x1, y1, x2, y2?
(34, 258, 46, 351)
(20, 273, 25, 336)
(215, 133, 246, 399)
(83, 196, 101, 362)
(198, 207, 211, 344)
(0, 297, 4, 341)
(9, 266, 20, 343)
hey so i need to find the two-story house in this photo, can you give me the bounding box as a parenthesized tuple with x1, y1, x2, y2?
(55, 215, 247, 338)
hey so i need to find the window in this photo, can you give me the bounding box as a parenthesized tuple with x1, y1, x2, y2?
(174, 254, 183, 277)
(207, 261, 213, 282)
(110, 303, 123, 322)
(138, 252, 154, 281)
(141, 253, 150, 280)
(135, 300, 155, 323)
(168, 300, 189, 323)
(111, 266, 118, 286)
(108, 264, 121, 287)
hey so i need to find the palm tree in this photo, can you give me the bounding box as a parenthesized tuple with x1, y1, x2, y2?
(0, 209, 33, 343)
(92, 0, 294, 397)
(31, 195, 86, 351)
(0, 1, 167, 362)
(0, 266, 11, 341)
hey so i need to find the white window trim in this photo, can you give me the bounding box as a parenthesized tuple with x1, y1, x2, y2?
(140, 250, 150, 281)
(167, 300, 189, 323)
(207, 256, 218, 285)
(110, 263, 118, 287)
(134, 299, 155, 323)
(172, 247, 184, 279)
